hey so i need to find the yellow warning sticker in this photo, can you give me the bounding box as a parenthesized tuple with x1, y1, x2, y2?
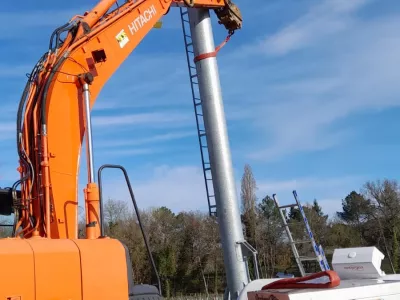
(116, 29, 129, 48)
(153, 21, 163, 29)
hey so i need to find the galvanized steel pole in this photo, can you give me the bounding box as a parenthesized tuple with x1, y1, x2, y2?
(187, 8, 249, 300)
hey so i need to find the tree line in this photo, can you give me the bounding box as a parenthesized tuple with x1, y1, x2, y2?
(1, 164, 400, 297)
(83, 164, 400, 297)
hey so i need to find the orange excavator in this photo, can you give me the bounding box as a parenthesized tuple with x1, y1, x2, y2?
(0, 0, 242, 299)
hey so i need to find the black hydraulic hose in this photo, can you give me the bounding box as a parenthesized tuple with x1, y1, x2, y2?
(12, 52, 48, 231)
(16, 52, 47, 149)
(97, 164, 162, 296)
(16, 83, 31, 151)
(55, 24, 76, 50)
(16, 52, 47, 173)
(42, 25, 79, 126)
(40, 55, 68, 126)
(49, 22, 70, 50)
(16, 70, 36, 149)
(15, 70, 36, 193)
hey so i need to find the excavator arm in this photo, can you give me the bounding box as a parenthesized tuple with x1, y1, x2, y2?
(0, 1, 241, 298)
(9, 0, 242, 241)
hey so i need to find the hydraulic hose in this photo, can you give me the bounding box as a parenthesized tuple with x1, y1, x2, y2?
(49, 22, 70, 50)
(40, 55, 68, 127)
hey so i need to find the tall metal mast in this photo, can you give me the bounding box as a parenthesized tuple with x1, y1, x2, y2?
(183, 7, 249, 300)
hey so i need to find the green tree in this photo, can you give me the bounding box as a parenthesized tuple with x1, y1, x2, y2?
(286, 199, 329, 274)
(146, 207, 179, 297)
(336, 191, 371, 245)
(307, 200, 329, 245)
(326, 219, 361, 248)
(257, 195, 287, 277)
(393, 227, 399, 273)
(240, 164, 258, 278)
(362, 179, 400, 258)
(86, 178, 400, 296)
(240, 164, 257, 243)
(312, 199, 323, 217)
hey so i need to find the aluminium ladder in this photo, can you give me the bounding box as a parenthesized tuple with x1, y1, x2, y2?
(273, 190, 330, 277)
(179, 7, 217, 217)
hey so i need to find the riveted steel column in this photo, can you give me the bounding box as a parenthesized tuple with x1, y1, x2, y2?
(187, 8, 248, 300)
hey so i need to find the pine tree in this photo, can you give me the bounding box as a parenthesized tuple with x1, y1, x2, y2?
(393, 228, 399, 273)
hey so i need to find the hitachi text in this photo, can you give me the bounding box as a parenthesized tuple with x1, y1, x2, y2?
(128, 5, 157, 35)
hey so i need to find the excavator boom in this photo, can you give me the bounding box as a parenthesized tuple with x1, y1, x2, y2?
(6, 0, 241, 240)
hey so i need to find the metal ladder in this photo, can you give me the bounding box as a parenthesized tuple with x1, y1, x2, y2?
(273, 190, 330, 276)
(179, 7, 217, 217)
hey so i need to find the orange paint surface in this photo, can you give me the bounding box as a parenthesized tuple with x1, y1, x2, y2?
(2, 0, 242, 298)
(0, 237, 129, 300)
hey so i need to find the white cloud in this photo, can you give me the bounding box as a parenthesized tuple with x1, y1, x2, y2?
(261, 0, 371, 56)
(0, 122, 14, 133)
(231, 8, 400, 161)
(94, 51, 190, 110)
(98, 148, 158, 157)
(256, 176, 359, 194)
(0, 164, 19, 187)
(98, 165, 208, 213)
(0, 6, 91, 40)
(1, 104, 18, 114)
(0, 65, 34, 78)
(94, 162, 361, 218)
(96, 131, 195, 148)
(0, 122, 15, 143)
(316, 198, 345, 219)
(88, 4, 400, 164)
(92, 111, 192, 128)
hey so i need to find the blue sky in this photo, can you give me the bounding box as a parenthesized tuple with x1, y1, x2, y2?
(1, 0, 400, 218)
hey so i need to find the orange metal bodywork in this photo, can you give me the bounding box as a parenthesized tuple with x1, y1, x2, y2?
(44, 0, 172, 239)
(15, 0, 239, 240)
(3, 0, 242, 298)
(0, 237, 129, 300)
(0, 239, 35, 299)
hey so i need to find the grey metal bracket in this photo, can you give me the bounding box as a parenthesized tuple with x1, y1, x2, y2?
(237, 240, 260, 280)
